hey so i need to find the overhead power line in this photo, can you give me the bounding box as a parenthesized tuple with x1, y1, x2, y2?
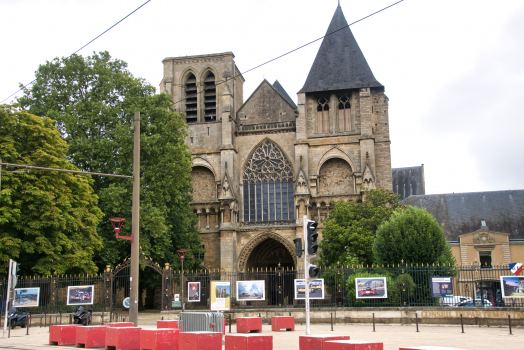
(172, 0, 405, 106)
(1, 0, 152, 104)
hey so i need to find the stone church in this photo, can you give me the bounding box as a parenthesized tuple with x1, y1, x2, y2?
(159, 5, 392, 271)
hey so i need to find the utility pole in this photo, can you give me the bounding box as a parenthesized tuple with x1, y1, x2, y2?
(3, 260, 14, 338)
(129, 111, 140, 326)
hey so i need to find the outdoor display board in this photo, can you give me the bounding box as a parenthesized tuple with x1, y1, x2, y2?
(294, 279, 324, 299)
(355, 277, 387, 299)
(431, 277, 453, 298)
(500, 276, 524, 298)
(236, 280, 265, 301)
(67, 285, 94, 305)
(188, 282, 201, 302)
(13, 288, 40, 307)
(210, 281, 230, 311)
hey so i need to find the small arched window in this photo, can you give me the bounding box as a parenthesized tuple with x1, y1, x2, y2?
(203, 72, 217, 122)
(243, 140, 294, 222)
(338, 95, 351, 132)
(317, 98, 329, 134)
(185, 73, 198, 123)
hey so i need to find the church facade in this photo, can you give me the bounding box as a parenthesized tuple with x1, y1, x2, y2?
(159, 5, 392, 272)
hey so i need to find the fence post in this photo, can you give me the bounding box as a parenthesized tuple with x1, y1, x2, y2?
(50, 275, 58, 313)
(331, 313, 333, 331)
(162, 264, 173, 311)
(104, 266, 112, 316)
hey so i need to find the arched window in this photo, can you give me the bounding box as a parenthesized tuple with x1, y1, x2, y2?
(185, 73, 198, 123)
(338, 95, 351, 132)
(203, 72, 217, 122)
(317, 98, 329, 134)
(243, 140, 294, 222)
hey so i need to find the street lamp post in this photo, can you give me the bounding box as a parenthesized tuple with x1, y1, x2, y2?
(177, 250, 187, 311)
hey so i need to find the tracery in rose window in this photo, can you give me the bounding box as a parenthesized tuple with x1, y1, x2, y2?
(243, 140, 294, 222)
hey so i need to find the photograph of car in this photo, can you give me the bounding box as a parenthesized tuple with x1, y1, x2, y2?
(294, 279, 324, 299)
(457, 299, 493, 307)
(359, 286, 377, 296)
(67, 285, 94, 306)
(355, 277, 387, 299)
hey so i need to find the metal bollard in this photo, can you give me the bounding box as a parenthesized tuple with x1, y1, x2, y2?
(331, 313, 333, 331)
(60, 312, 62, 325)
(416, 313, 419, 332)
(49, 315, 52, 333)
(508, 314, 512, 335)
(27, 313, 30, 335)
(229, 314, 232, 333)
(162, 316, 164, 320)
(44, 313, 46, 327)
(372, 313, 375, 332)
(460, 314, 464, 333)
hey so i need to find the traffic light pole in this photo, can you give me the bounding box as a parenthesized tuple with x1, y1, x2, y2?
(303, 215, 311, 335)
(3, 260, 14, 338)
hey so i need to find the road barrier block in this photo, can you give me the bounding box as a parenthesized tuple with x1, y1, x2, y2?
(76, 326, 108, 348)
(236, 317, 262, 333)
(325, 340, 383, 350)
(140, 328, 179, 350)
(225, 334, 272, 350)
(157, 320, 179, 329)
(299, 335, 351, 350)
(105, 326, 141, 350)
(271, 316, 295, 331)
(179, 331, 222, 350)
(49, 325, 82, 346)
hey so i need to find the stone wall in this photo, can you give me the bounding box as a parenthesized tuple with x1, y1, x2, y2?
(190, 166, 216, 202)
(319, 158, 353, 195)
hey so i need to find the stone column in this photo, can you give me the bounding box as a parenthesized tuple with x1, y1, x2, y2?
(206, 209, 210, 229)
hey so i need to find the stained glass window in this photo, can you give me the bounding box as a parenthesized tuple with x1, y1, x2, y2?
(243, 140, 294, 222)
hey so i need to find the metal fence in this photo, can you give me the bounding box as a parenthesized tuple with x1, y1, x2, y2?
(1, 264, 522, 318)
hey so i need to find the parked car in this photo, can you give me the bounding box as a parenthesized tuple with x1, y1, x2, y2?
(439, 296, 472, 306)
(360, 286, 377, 296)
(457, 299, 493, 307)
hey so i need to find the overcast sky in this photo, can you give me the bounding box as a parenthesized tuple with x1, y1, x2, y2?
(2, 0, 523, 195)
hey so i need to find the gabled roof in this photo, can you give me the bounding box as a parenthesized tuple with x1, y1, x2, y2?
(299, 5, 382, 93)
(239, 79, 297, 112)
(273, 80, 297, 108)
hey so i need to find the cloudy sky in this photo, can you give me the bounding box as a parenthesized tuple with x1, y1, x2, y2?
(2, 0, 523, 195)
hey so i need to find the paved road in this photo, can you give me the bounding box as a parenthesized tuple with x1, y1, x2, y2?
(0, 318, 521, 350)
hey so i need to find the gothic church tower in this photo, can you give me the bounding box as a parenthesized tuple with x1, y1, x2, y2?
(159, 4, 392, 278)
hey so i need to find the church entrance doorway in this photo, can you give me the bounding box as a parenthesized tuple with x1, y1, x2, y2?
(243, 236, 296, 306)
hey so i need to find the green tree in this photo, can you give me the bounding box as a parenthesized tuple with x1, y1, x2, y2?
(18, 51, 203, 271)
(319, 189, 404, 267)
(373, 206, 456, 266)
(0, 105, 103, 275)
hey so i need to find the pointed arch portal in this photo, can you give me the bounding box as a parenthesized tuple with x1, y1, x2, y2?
(238, 232, 297, 271)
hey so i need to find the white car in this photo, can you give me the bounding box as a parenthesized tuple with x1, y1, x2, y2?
(439, 296, 473, 306)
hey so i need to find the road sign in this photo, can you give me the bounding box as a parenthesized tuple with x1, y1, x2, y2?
(123, 297, 130, 309)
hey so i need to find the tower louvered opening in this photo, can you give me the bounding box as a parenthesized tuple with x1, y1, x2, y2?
(204, 72, 217, 122)
(185, 73, 198, 123)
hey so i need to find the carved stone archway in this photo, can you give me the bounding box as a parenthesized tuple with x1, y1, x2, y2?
(238, 232, 297, 271)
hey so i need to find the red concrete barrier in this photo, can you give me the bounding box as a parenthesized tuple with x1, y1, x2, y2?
(179, 331, 222, 350)
(140, 328, 180, 350)
(76, 326, 108, 348)
(104, 322, 135, 327)
(299, 335, 351, 350)
(49, 325, 82, 346)
(325, 340, 383, 350)
(105, 326, 142, 350)
(399, 347, 465, 350)
(157, 320, 179, 329)
(225, 334, 272, 350)
(271, 316, 294, 331)
(236, 317, 262, 333)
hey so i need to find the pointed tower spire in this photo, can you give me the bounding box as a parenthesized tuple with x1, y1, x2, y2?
(299, 5, 382, 93)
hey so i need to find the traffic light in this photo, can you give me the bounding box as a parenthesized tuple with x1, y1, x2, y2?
(309, 264, 320, 278)
(15, 262, 21, 276)
(12, 261, 20, 288)
(306, 221, 318, 255)
(293, 238, 303, 258)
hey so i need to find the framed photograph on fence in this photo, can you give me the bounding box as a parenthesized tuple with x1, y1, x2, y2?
(188, 282, 201, 302)
(236, 280, 265, 301)
(294, 279, 324, 299)
(13, 288, 40, 307)
(500, 276, 524, 298)
(67, 285, 94, 305)
(211, 281, 230, 311)
(355, 277, 387, 299)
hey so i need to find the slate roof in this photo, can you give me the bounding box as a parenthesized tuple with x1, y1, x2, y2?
(299, 5, 382, 93)
(273, 80, 297, 109)
(402, 190, 524, 241)
(392, 165, 425, 201)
